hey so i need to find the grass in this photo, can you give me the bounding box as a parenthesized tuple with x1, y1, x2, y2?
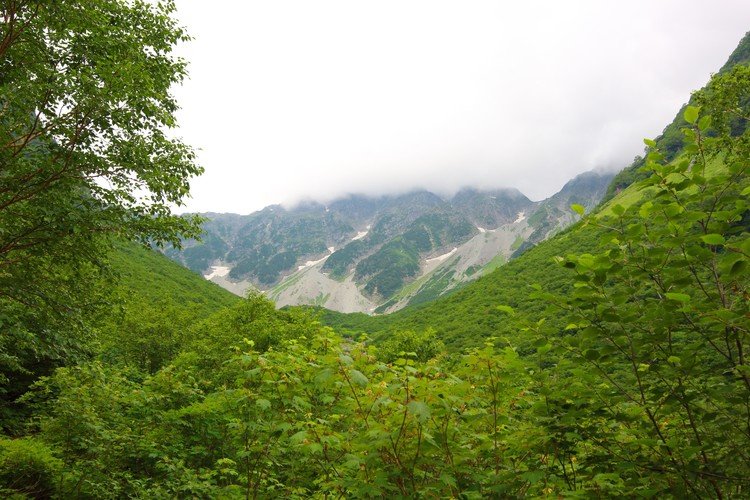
(481, 253, 506, 275)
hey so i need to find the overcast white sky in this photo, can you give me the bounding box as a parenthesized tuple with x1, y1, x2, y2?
(170, 1, 750, 214)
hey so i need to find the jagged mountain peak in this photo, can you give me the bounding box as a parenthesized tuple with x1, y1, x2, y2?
(451, 186, 534, 228)
(559, 170, 613, 193)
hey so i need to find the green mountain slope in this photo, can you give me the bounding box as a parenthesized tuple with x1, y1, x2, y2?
(110, 242, 239, 314)
(90, 242, 241, 375)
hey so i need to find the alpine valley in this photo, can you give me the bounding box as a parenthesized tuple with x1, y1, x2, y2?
(4, 2, 750, 497)
(165, 170, 613, 313)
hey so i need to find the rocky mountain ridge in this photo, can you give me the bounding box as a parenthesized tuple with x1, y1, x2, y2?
(165, 170, 614, 312)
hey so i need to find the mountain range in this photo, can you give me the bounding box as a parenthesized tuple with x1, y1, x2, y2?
(163, 31, 750, 316)
(165, 169, 613, 313)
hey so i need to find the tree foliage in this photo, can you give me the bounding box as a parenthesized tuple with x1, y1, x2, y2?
(539, 67, 750, 496)
(0, 0, 202, 424)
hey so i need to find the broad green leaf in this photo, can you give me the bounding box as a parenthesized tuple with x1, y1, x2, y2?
(730, 259, 747, 277)
(407, 401, 431, 423)
(665, 292, 691, 303)
(664, 204, 684, 217)
(439, 473, 457, 487)
(639, 201, 653, 218)
(521, 470, 545, 484)
(683, 105, 700, 124)
(584, 349, 600, 361)
(290, 431, 308, 444)
(315, 368, 334, 384)
(496, 305, 515, 315)
(350, 369, 368, 387)
(571, 203, 585, 216)
(700, 234, 725, 246)
(698, 115, 712, 131)
(308, 443, 323, 454)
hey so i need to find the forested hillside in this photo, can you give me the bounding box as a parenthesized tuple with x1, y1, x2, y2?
(0, 1, 748, 498)
(110, 242, 238, 314)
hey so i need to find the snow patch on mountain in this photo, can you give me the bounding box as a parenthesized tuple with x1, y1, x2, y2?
(298, 256, 327, 270)
(204, 263, 253, 296)
(296, 247, 336, 271)
(204, 265, 230, 280)
(426, 248, 458, 264)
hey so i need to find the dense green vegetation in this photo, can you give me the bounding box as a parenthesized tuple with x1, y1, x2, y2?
(1, 1, 749, 497)
(322, 239, 368, 279)
(110, 243, 238, 313)
(357, 239, 422, 298)
(403, 263, 460, 308)
(0, 0, 204, 433)
(95, 243, 239, 377)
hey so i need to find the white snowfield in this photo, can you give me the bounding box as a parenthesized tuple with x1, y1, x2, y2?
(351, 230, 368, 241)
(425, 248, 458, 264)
(204, 263, 253, 296)
(298, 256, 327, 271)
(476, 226, 486, 233)
(514, 211, 526, 223)
(297, 247, 335, 270)
(204, 265, 230, 280)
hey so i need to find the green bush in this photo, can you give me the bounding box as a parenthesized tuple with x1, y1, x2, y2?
(377, 329, 445, 363)
(0, 438, 63, 498)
